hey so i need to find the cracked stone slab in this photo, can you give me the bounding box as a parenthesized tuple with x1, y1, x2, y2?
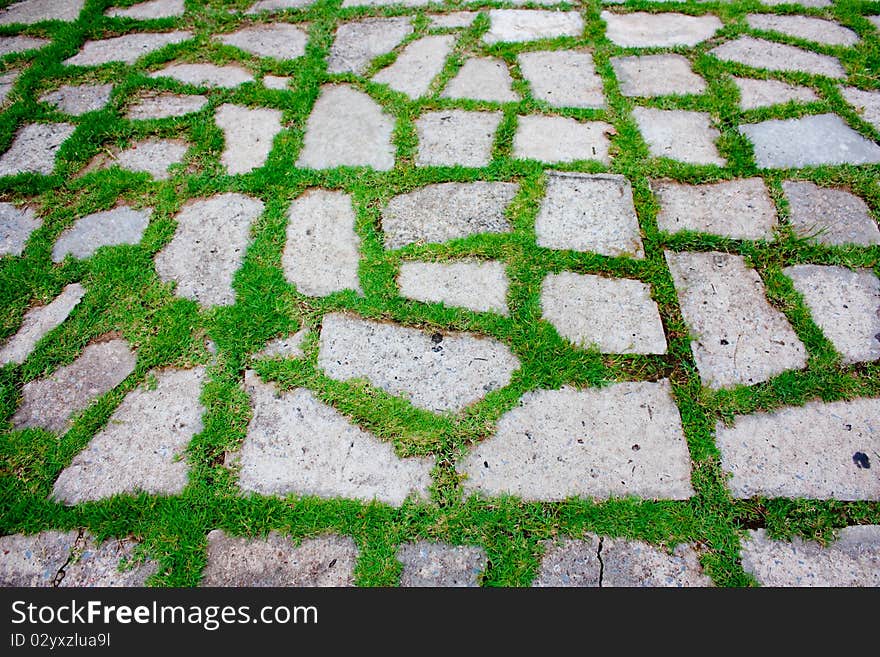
(11, 338, 137, 433)
(732, 77, 818, 110)
(483, 10, 583, 45)
(150, 62, 255, 88)
(155, 193, 263, 306)
(415, 110, 502, 168)
(514, 115, 613, 164)
(327, 17, 412, 75)
(784, 265, 880, 365)
(53, 366, 205, 504)
(781, 181, 880, 246)
(441, 57, 517, 103)
(0, 283, 84, 365)
(216, 104, 283, 175)
(741, 527, 880, 587)
(126, 91, 208, 119)
(318, 312, 520, 414)
(0, 123, 75, 177)
(202, 531, 357, 587)
(710, 37, 845, 79)
(841, 87, 880, 132)
(397, 543, 487, 587)
(459, 380, 694, 501)
(0, 201, 40, 256)
(39, 83, 113, 116)
(0, 69, 21, 104)
(107, 0, 184, 19)
(398, 260, 510, 315)
(611, 54, 706, 98)
(746, 14, 859, 47)
(653, 178, 777, 241)
(52, 205, 150, 262)
(64, 31, 192, 67)
(633, 107, 725, 166)
(235, 371, 433, 504)
(372, 35, 455, 100)
(253, 327, 308, 359)
(381, 181, 517, 249)
(428, 12, 476, 29)
(535, 171, 643, 257)
(217, 22, 308, 60)
(602, 11, 722, 47)
(666, 251, 806, 388)
(297, 84, 395, 170)
(0, 0, 84, 24)
(518, 49, 605, 109)
(739, 114, 880, 168)
(0, 35, 49, 55)
(541, 272, 667, 354)
(282, 189, 362, 297)
(92, 137, 188, 180)
(0, 530, 76, 586)
(717, 397, 880, 499)
(246, 0, 316, 13)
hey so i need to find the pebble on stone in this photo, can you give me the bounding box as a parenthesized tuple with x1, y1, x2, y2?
(235, 371, 433, 504)
(327, 17, 412, 75)
(611, 54, 706, 98)
(11, 338, 137, 433)
(106, 0, 185, 19)
(665, 250, 807, 389)
(398, 260, 510, 315)
(0, 122, 75, 177)
(601, 11, 722, 47)
(459, 380, 694, 501)
(0, 68, 21, 104)
(125, 91, 208, 119)
(215, 104, 283, 175)
(0, 283, 84, 366)
(841, 86, 880, 132)
(381, 181, 518, 249)
(784, 265, 880, 365)
(740, 527, 880, 587)
(201, 531, 357, 587)
(63, 31, 192, 67)
(372, 35, 455, 99)
(296, 84, 395, 170)
(717, 397, 880, 499)
(246, 0, 316, 14)
(518, 49, 606, 109)
(633, 107, 725, 166)
(39, 83, 113, 116)
(739, 114, 880, 168)
(52, 205, 150, 262)
(95, 137, 188, 180)
(653, 178, 777, 241)
(253, 327, 308, 359)
(282, 189, 362, 297)
(781, 181, 880, 246)
(217, 23, 308, 61)
(483, 10, 584, 45)
(415, 110, 502, 168)
(732, 77, 818, 111)
(0, 35, 49, 56)
(514, 115, 613, 165)
(709, 37, 845, 79)
(0, 0, 84, 25)
(397, 542, 487, 587)
(318, 312, 520, 414)
(745, 14, 859, 47)
(0, 201, 40, 256)
(428, 12, 476, 29)
(150, 62, 255, 88)
(441, 57, 517, 103)
(541, 272, 667, 354)
(263, 75, 289, 90)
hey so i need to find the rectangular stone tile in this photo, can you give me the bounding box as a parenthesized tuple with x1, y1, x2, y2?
(415, 109, 501, 168)
(710, 37, 845, 78)
(602, 11, 721, 47)
(633, 107, 725, 166)
(611, 54, 706, 98)
(781, 181, 880, 246)
(514, 115, 612, 165)
(0, 201, 40, 256)
(397, 542, 486, 587)
(518, 50, 606, 109)
(372, 35, 455, 99)
(398, 260, 509, 315)
(484, 10, 583, 44)
(0, 283, 84, 365)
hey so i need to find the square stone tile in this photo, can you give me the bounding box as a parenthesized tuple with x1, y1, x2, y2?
(415, 110, 502, 167)
(513, 115, 612, 165)
(633, 107, 725, 166)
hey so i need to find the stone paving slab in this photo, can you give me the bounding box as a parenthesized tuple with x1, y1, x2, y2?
(217, 23, 308, 61)
(0, 283, 84, 366)
(64, 31, 192, 67)
(201, 530, 357, 587)
(709, 37, 845, 79)
(0, 0, 83, 24)
(518, 50, 605, 109)
(263, 75, 289, 90)
(52, 205, 150, 262)
(781, 181, 880, 246)
(483, 10, 584, 44)
(514, 115, 613, 165)
(0, 69, 21, 104)
(318, 312, 519, 413)
(441, 57, 517, 103)
(94, 137, 188, 180)
(0, 35, 49, 56)
(0, 201, 40, 256)
(372, 35, 456, 100)
(761, 0, 830, 6)
(632, 107, 725, 166)
(428, 12, 476, 29)
(611, 54, 706, 98)
(150, 62, 255, 88)
(0, 122, 75, 177)
(327, 17, 412, 75)
(745, 14, 859, 47)
(398, 260, 510, 315)
(341, 0, 428, 6)
(732, 77, 818, 110)
(125, 91, 208, 119)
(247, 0, 316, 13)
(601, 11, 721, 47)
(459, 380, 694, 501)
(107, 0, 185, 19)
(415, 109, 502, 168)
(39, 83, 113, 116)
(216, 104, 283, 175)
(716, 397, 880, 500)
(397, 542, 487, 587)
(253, 327, 308, 359)
(869, 16, 880, 31)
(841, 86, 880, 132)
(0, 530, 76, 586)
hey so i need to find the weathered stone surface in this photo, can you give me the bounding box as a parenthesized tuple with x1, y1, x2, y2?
(483, 10, 583, 44)
(0, 201, 40, 256)
(107, 0, 185, 19)
(263, 75, 289, 90)
(39, 83, 112, 116)
(341, 0, 427, 6)
(428, 12, 476, 29)
(318, 312, 519, 413)
(732, 77, 818, 110)
(741, 527, 880, 586)
(0, 35, 49, 56)
(665, 251, 806, 388)
(841, 86, 880, 132)
(52, 206, 150, 262)
(459, 380, 694, 500)
(518, 49, 605, 109)
(761, 0, 830, 6)
(202, 531, 357, 587)
(781, 181, 880, 246)
(541, 272, 667, 354)
(535, 172, 643, 257)
(0, 530, 76, 586)
(253, 327, 308, 359)
(11, 338, 137, 433)
(398, 260, 509, 315)
(710, 37, 845, 79)
(746, 14, 859, 47)
(381, 181, 517, 249)
(415, 110, 502, 168)
(215, 104, 282, 175)
(297, 84, 395, 170)
(53, 366, 205, 504)
(372, 35, 455, 99)
(59, 535, 156, 586)
(235, 370, 433, 503)
(0, 283, 84, 366)
(397, 542, 486, 587)
(0, 123, 75, 177)
(64, 31, 191, 67)
(0, 69, 21, 104)
(217, 23, 308, 60)
(602, 11, 721, 47)
(150, 62, 255, 88)
(441, 57, 517, 103)
(869, 16, 880, 31)
(784, 265, 880, 364)
(532, 536, 600, 587)
(282, 189, 362, 297)
(0, 0, 83, 24)
(717, 397, 880, 499)
(247, 0, 316, 13)
(653, 178, 777, 241)
(611, 54, 705, 98)
(125, 91, 208, 119)
(514, 115, 612, 164)
(104, 137, 188, 180)
(633, 107, 725, 166)
(740, 114, 880, 168)
(327, 17, 412, 75)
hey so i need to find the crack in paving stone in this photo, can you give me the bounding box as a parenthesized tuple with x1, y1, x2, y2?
(50, 528, 85, 588)
(596, 536, 604, 588)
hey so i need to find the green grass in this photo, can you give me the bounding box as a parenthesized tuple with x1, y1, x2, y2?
(0, 0, 878, 587)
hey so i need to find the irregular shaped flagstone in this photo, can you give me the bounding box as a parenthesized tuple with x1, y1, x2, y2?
(602, 11, 722, 47)
(215, 104, 283, 175)
(341, 0, 428, 7)
(253, 327, 308, 359)
(150, 62, 255, 88)
(106, 0, 185, 19)
(0, 35, 49, 55)
(781, 181, 880, 246)
(0, 201, 40, 256)
(732, 77, 818, 110)
(217, 23, 308, 60)
(0, 0, 84, 24)
(246, 0, 316, 13)
(327, 17, 412, 75)
(0, 69, 21, 104)
(125, 91, 208, 119)
(415, 110, 502, 168)
(398, 260, 509, 315)
(372, 35, 455, 99)
(397, 543, 487, 587)
(710, 37, 845, 79)
(0, 283, 84, 365)
(518, 49, 605, 108)
(745, 14, 859, 47)
(0, 123, 75, 177)
(52, 205, 151, 262)
(514, 115, 613, 164)
(64, 31, 192, 66)
(263, 75, 289, 90)
(39, 83, 113, 116)
(94, 137, 188, 180)
(483, 9, 584, 44)
(841, 86, 880, 132)
(428, 12, 476, 29)
(633, 107, 725, 166)
(611, 54, 705, 98)
(441, 57, 517, 103)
